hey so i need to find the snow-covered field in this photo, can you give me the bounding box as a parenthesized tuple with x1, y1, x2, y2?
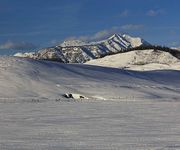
(0, 101, 180, 150)
(0, 56, 180, 149)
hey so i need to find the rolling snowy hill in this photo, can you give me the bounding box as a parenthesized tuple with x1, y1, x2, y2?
(14, 34, 150, 63)
(86, 49, 180, 70)
(0, 56, 180, 101)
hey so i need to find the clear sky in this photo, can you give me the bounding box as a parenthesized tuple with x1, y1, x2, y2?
(0, 0, 180, 55)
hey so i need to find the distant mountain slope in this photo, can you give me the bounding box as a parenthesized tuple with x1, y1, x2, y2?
(0, 56, 180, 101)
(86, 49, 180, 70)
(14, 34, 150, 63)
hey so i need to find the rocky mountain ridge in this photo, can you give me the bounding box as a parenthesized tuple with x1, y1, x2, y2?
(14, 33, 150, 63)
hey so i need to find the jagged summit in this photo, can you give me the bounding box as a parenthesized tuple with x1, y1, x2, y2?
(14, 33, 150, 63)
(59, 33, 148, 48)
(108, 33, 122, 39)
(107, 33, 147, 47)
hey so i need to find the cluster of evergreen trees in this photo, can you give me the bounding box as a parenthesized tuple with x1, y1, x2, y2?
(128, 45, 180, 59)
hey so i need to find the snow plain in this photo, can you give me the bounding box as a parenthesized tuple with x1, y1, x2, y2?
(0, 56, 180, 149)
(0, 101, 180, 150)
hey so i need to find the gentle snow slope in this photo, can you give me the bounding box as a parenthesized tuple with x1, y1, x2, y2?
(0, 56, 180, 101)
(86, 49, 180, 70)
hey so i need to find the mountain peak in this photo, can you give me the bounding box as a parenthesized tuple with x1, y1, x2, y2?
(108, 33, 122, 39)
(60, 39, 87, 47)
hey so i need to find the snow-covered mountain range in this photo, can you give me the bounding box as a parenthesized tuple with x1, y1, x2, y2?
(13, 33, 180, 71)
(14, 34, 150, 63)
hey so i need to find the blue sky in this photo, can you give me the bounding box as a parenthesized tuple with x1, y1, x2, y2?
(0, 0, 180, 55)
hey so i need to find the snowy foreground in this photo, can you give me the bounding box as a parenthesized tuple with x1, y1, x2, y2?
(0, 56, 180, 149)
(0, 101, 180, 150)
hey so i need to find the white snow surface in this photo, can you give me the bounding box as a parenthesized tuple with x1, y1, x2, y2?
(0, 101, 180, 150)
(86, 49, 180, 70)
(0, 56, 180, 101)
(122, 34, 146, 47)
(14, 52, 36, 58)
(1, 56, 180, 149)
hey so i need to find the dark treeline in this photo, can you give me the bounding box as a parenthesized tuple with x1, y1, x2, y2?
(104, 45, 180, 59)
(128, 45, 180, 59)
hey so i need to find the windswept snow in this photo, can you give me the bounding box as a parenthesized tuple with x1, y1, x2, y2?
(0, 56, 180, 101)
(86, 49, 180, 70)
(0, 101, 180, 150)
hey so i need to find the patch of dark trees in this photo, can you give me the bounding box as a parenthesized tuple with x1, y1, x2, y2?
(102, 45, 180, 59)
